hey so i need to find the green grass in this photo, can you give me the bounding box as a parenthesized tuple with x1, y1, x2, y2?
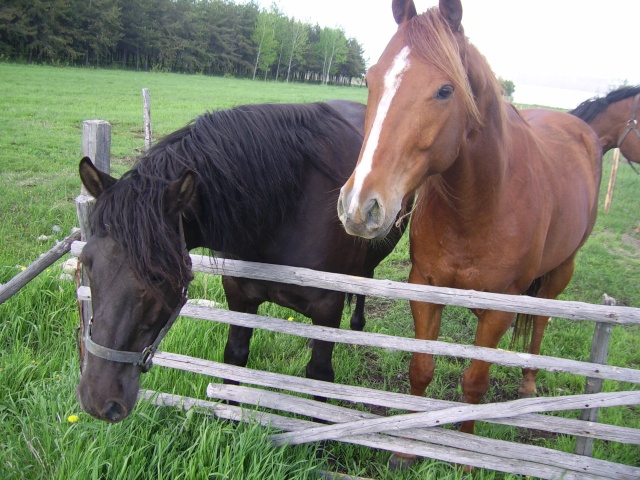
(1, 63, 639, 479)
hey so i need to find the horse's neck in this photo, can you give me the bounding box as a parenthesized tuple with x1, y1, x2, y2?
(588, 107, 626, 153)
(436, 109, 509, 217)
(438, 52, 509, 212)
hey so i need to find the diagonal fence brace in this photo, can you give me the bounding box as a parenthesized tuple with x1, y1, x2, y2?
(270, 390, 640, 446)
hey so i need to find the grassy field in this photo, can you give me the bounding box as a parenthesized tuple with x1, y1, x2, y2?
(0, 63, 639, 479)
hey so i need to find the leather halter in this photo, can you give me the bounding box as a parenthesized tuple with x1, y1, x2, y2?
(617, 93, 640, 148)
(616, 93, 640, 174)
(80, 216, 189, 373)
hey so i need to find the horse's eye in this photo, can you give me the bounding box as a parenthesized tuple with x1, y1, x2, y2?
(436, 85, 454, 100)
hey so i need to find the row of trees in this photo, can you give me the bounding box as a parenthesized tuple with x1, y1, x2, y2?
(0, 0, 367, 84)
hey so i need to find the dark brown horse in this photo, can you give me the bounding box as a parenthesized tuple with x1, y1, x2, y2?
(337, 0, 602, 454)
(569, 85, 640, 165)
(76, 100, 408, 423)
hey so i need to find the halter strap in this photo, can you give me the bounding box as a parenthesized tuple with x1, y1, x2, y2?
(616, 93, 640, 174)
(84, 289, 187, 372)
(81, 215, 189, 372)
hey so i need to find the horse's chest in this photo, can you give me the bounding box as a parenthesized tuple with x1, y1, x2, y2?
(410, 225, 523, 292)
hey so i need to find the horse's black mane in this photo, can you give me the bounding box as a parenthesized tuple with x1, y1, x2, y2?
(568, 85, 640, 124)
(90, 102, 356, 291)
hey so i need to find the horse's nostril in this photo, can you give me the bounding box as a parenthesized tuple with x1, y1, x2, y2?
(365, 198, 383, 229)
(103, 400, 128, 423)
(337, 194, 346, 220)
(367, 199, 380, 220)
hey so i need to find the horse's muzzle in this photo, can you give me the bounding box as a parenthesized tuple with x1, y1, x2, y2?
(338, 191, 391, 240)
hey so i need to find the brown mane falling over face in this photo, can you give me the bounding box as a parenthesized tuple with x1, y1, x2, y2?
(403, 7, 483, 128)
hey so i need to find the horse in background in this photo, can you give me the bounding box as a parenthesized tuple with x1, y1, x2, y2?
(75, 100, 409, 423)
(337, 0, 602, 462)
(569, 85, 640, 165)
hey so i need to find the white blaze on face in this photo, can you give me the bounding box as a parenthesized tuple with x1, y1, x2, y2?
(347, 46, 411, 215)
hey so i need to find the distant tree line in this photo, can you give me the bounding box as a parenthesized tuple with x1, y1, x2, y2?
(499, 77, 516, 98)
(0, 0, 367, 85)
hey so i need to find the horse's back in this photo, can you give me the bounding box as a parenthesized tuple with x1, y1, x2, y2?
(518, 108, 602, 199)
(324, 100, 367, 137)
(514, 108, 602, 270)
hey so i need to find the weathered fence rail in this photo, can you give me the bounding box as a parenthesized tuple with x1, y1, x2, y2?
(0, 230, 80, 305)
(141, 387, 638, 480)
(189, 255, 637, 324)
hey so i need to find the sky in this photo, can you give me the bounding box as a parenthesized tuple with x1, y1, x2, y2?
(253, 0, 640, 109)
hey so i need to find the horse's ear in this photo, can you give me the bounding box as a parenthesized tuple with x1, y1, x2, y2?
(79, 156, 117, 198)
(164, 170, 197, 217)
(392, 0, 417, 25)
(439, 0, 463, 32)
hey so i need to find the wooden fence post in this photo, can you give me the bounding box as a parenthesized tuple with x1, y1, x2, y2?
(604, 148, 620, 213)
(574, 293, 615, 456)
(143, 88, 152, 151)
(75, 120, 111, 369)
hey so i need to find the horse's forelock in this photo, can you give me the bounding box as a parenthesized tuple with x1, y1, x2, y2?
(404, 8, 482, 126)
(90, 170, 192, 297)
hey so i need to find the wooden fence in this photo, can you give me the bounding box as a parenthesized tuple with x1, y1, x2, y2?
(69, 245, 640, 480)
(68, 116, 640, 479)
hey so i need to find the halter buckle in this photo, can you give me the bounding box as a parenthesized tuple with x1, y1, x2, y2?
(138, 346, 155, 372)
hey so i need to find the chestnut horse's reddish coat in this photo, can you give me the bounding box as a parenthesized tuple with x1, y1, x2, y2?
(338, 0, 602, 444)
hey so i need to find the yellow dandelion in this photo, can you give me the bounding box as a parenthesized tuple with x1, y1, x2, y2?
(287, 316, 294, 322)
(67, 415, 79, 423)
(20, 266, 26, 271)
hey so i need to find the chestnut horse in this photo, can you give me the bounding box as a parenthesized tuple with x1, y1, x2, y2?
(76, 101, 409, 423)
(337, 0, 602, 447)
(569, 85, 640, 165)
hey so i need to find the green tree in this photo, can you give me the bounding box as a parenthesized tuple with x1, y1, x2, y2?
(75, 0, 123, 67)
(499, 77, 515, 97)
(318, 27, 347, 85)
(21, 0, 78, 63)
(0, 0, 36, 57)
(252, 8, 277, 80)
(271, 7, 291, 81)
(337, 37, 366, 85)
(283, 18, 308, 83)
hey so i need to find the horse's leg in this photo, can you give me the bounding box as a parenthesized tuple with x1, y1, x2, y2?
(389, 300, 444, 470)
(222, 278, 260, 385)
(519, 258, 576, 397)
(460, 309, 515, 435)
(350, 269, 374, 331)
(408, 301, 444, 396)
(307, 294, 345, 399)
(223, 324, 256, 375)
(349, 293, 366, 331)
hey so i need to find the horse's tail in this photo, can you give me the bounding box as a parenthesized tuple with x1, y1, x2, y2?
(510, 278, 542, 351)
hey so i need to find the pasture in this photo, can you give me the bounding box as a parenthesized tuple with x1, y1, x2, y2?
(0, 63, 639, 479)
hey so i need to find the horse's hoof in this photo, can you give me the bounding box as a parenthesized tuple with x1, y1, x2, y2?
(389, 453, 416, 470)
(517, 390, 537, 399)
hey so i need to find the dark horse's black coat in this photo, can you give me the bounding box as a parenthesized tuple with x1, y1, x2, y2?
(77, 101, 408, 422)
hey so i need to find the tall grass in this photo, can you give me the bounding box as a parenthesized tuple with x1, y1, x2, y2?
(1, 64, 638, 479)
